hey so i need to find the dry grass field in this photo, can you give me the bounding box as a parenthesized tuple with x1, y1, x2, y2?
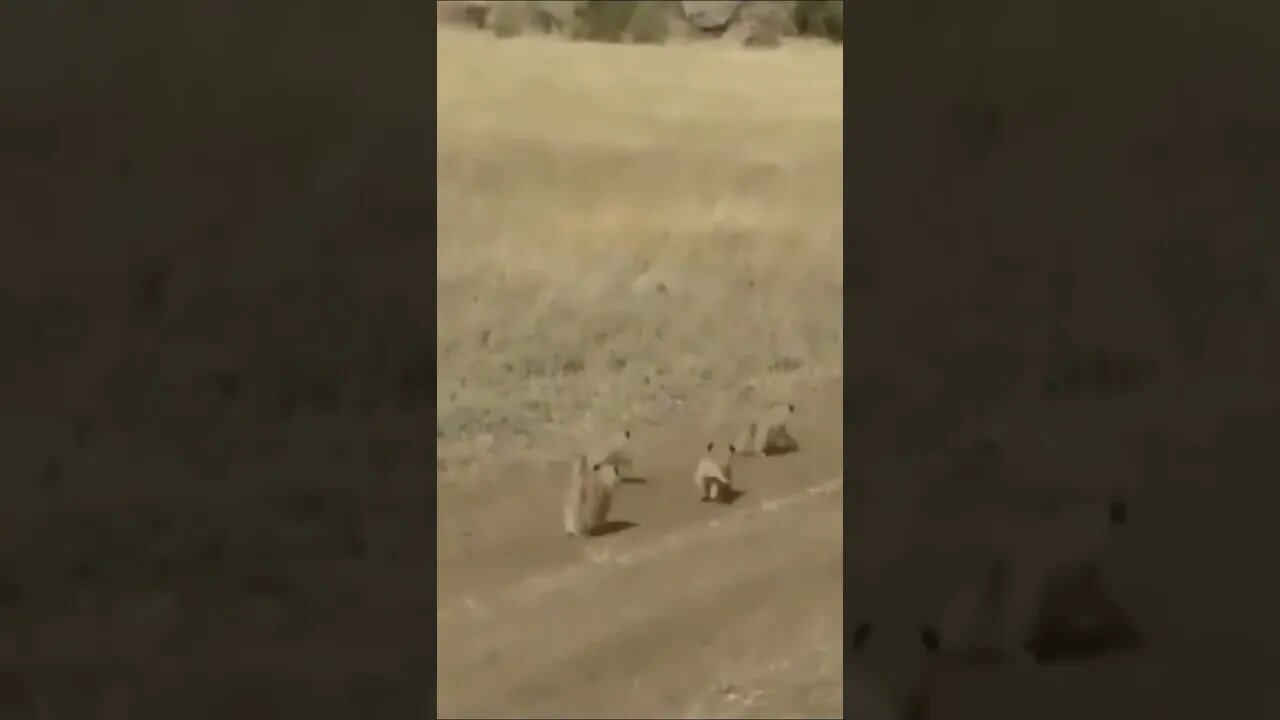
(436, 26, 843, 478)
(435, 25, 845, 719)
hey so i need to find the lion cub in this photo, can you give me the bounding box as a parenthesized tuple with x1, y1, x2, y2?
(693, 442, 736, 503)
(563, 454, 623, 537)
(733, 403, 798, 456)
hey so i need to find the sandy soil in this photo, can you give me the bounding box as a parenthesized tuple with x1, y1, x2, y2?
(436, 379, 843, 718)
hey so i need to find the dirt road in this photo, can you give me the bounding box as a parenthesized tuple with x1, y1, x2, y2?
(435, 380, 845, 719)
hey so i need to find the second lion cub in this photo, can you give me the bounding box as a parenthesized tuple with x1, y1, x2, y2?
(692, 442, 736, 503)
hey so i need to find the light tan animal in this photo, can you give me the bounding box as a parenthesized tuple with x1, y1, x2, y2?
(692, 442, 736, 503)
(563, 454, 623, 537)
(733, 403, 798, 456)
(587, 429, 633, 473)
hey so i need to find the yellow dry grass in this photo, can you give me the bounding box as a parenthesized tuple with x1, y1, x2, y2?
(436, 27, 843, 473)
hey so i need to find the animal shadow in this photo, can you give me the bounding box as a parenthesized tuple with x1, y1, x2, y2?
(761, 428, 800, 456)
(620, 475, 647, 485)
(590, 520, 637, 537)
(1026, 566, 1146, 664)
(710, 487, 746, 505)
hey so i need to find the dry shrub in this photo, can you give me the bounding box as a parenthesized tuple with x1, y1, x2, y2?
(490, 0, 530, 38)
(793, 0, 842, 43)
(437, 0, 490, 28)
(527, 0, 578, 35)
(464, 1, 492, 28)
(577, 0, 640, 43)
(437, 27, 843, 465)
(726, 2, 792, 48)
(625, 1, 671, 44)
(436, 1, 471, 26)
(743, 0, 797, 37)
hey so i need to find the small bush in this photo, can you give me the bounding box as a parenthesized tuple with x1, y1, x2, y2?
(576, 0, 640, 43)
(625, 1, 670, 44)
(793, 0, 842, 43)
(528, 0, 576, 34)
(464, 2, 491, 28)
(490, 1, 530, 38)
(741, 1, 797, 37)
(436, 1, 481, 27)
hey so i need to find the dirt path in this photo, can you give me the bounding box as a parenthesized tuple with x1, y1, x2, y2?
(435, 380, 845, 719)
